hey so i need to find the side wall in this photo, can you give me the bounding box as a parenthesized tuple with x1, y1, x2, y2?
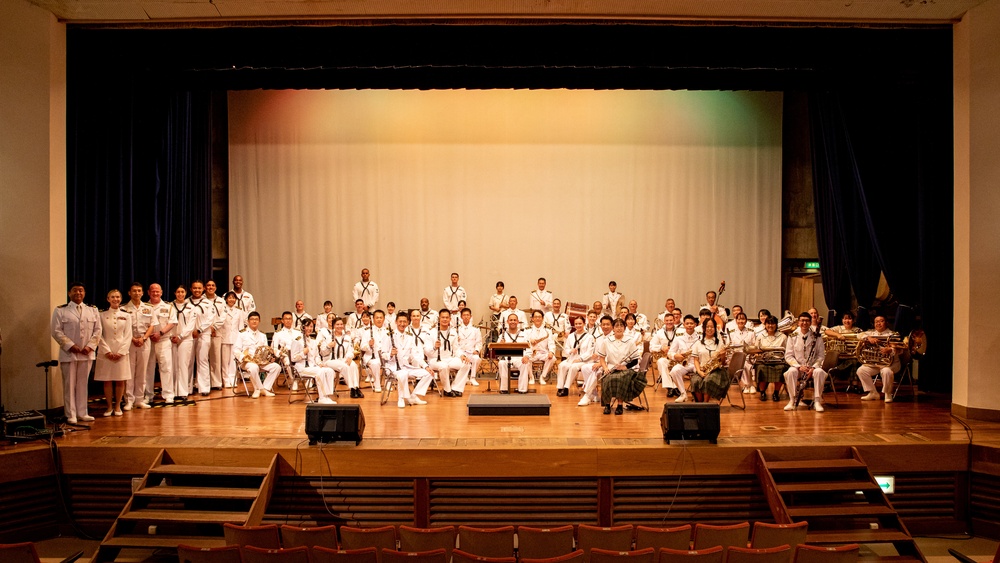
(0, 0, 67, 412)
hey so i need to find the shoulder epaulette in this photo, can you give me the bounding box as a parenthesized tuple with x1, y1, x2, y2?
(58, 303, 69, 308)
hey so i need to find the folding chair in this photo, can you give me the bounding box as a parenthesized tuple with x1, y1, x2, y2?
(720, 351, 746, 410)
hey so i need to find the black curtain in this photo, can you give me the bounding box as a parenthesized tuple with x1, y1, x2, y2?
(808, 89, 952, 392)
(67, 72, 213, 301)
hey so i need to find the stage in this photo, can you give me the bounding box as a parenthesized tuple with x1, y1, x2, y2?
(4, 377, 1000, 541)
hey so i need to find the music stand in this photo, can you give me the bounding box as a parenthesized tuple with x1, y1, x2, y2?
(486, 342, 528, 393)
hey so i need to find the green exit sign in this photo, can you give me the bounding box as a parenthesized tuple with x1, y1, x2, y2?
(804, 261, 820, 269)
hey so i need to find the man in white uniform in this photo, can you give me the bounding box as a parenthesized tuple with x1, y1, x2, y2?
(783, 312, 828, 412)
(856, 315, 900, 404)
(51, 282, 101, 424)
(352, 268, 380, 311)
(234, 311, 281, 399)
(232, 275, 255, 318)
(427, 310, 465, 397)
(146, 283, 177, 403)
(530, 278, 553, 314)
(123, 282, 154, 409)
(443, 272, 467, 317)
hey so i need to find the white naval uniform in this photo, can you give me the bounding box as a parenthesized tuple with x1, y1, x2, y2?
(419, 309, 439, 331)
(146, 301, 177, 402)
(292, 311, 314, 331)
(96, 308, 132, 382)
(544, 312, 569, 337)
(783, 328, 827, 411)
(579, 331, 612, 404)
(287, 332, 338, 403)
(361, 325, 387, 392)
(395, 327, 435, 404)
(188, 296, 219, 394)
(320, 332, 360, 390)
(443, 285, 467, 315)
(700, 303, 728, 325)
(427, 327, 463, 393)
(204, 295, 226, 389)
(234, 328, 280, 393)
(602, 292, 624, 318)
(218, 305, 245, 386)
(315, 311, 334, 332)
(633, 313, 650, 335)
(524, 324, 556, 384)
(234, 291, 255, 318)
(170, 301, 197, 398)
(455, 320, 483, 390)
(496, 329, 531, 393)
(346, 312, 366, 334)
(51, 302, 101, 422)
(498, 308, 527, 330)
(557, 330, 594, 391)
(856, 329, 900, 400)
(650, 327, 678, 390)
(530, 290, 554, 314)
(123, 300, 154, 406)
(353, 280, 380, 311)
(668, 331, 701, 401)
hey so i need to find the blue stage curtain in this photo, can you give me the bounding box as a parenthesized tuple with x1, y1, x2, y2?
(67, 79, 213, 300)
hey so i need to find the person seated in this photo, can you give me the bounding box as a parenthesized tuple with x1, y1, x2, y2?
(783, 312, 828, 412)
(690, 318, 730, 403)
(290, 319, 338, 404)
(234, 312, 281, 399)
(597, 319, 643, 415)
(726, 312, 756, 393)
(321, 317, 363, 398)
(455, 307, 483, 390)
(856, 314, 901, 404)
(427, 310, 465, 397)
(524, 310, 557, 384)
(668, 315, 700, 403)
(578, 315, 614, 406)
(753, 315, 787, 402)
(650, 313, 680, 397)
(825, 311, 862, 385)
(557, 316, 594, 397)
(496, 313, 531, 394)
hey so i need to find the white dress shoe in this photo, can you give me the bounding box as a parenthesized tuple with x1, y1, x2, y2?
(674, 394, 688, 403)
(79, 415, 96, 422)
(861, 391, 880, 401)
(814, 402, 825, 412)
(261, 389, 275, 397)
(398, 399, 407, 408)
(577, 396, 591, 406)
(318, 397, 336, 404)
(251, 390, 261, 399)
(409, 397, 427, 405)
(784, 401, 796, 411)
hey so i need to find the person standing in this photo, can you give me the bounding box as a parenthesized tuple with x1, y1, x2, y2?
(203, 280, 227, 390)
(122, 282, 154, 409)
(353, 268, 380, 311)
(188, 280, 218, 396)
(51, 282, 101, 424)
(96, 289, 132, 416)
(530, 278, 553, 314)
(443, 272, 467, 317)
(146, 283, 177, 403)
(232, 274, 255, 317)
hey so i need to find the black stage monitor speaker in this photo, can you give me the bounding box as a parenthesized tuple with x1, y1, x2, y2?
(661, 403, 720, 444)
(306, 404, 365, 445)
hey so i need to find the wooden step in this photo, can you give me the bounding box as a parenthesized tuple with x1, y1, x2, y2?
(776, 481, 880, 493)
(806, 529, 912, 544)
(787, 505, 896, 518)
(766, 459, 866, 472)
(101, 536, 228, 549)
(118, 508, 249, 524)
(135, 485, 260, 500)
(149, 464, 269, 476)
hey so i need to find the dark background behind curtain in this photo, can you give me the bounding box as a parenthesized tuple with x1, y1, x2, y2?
(67, 69, 213, 302)
(65, 23, 953, 391)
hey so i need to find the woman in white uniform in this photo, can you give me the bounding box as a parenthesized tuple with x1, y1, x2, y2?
(96, 289, 132, 416)
(219, 291, 245, 387)
(170, 285, 197, 400)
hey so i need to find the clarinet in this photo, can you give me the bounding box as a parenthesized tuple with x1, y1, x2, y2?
(794, 318, 823, 407)
(437, 330, 442, 362)
(389, 326, 399, 370)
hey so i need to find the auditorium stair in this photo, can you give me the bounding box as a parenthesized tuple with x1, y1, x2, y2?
(89, 449, 277, 563)
(755, 447, 925, 563)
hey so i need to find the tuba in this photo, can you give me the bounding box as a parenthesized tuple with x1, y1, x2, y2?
(855, 333, 904, 367)
(776, 312, 796, 334)
(746, 347, 786, 365)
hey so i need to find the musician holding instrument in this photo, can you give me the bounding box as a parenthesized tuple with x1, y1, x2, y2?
(234, 311, 281, 399)
(727, 312, 756, 393)
(783, 312, 828, 412)
(525, 310, 557, 385)
(399, 309, 436, 404)
(315, 301, 334, 331)
(545, 299, 570, 338)
(358, 310, 383, 393)
(428, 310, 465, 397)
(668, 315, 700, 403)
(627, 300, 650, 336)
(691, 318, 730, 403)
(824, 312, 862, 384)
(557, 316, 595, 397)
(753, 315, 786, 402)
(456, 307, 483, 388)
(585, 310, 601, 339)
(701, 290, 728, 326)
(295, 319, 337, 404)
(530, 278, 554, 314)
(320, 317, 363, 398)
(496, 313, 532, 394)
(352, 268, 379, 311)
(487, 281, 507, 340)
(597, 318, 643, 415)
(578, 316, 615, 406)
(346, 299, 366, 333)
(655, 298, 677, 327)
(808, 308, 827, 332)
(650, 313, 681, 398)
(857, 315, 900, 403)
(753, 308, 772, 337)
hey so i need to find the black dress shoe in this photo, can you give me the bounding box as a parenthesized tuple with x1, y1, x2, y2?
(603, 405, 612, 415)
(760, 391, 768, 401)
(355, 389, 364, 398)
(772, 391, 780, 402)
(453, 391, 462, 397)
(615, 404, 624, 415)
(667, 389, 680, 398)
(517, 390, 528, 394)
(443, 391, 455, 397)
(348, 388, 357, 398)
(499, 390, 510, 394)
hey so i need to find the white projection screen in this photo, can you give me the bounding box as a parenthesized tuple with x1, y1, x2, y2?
(229, 89, 783, 322)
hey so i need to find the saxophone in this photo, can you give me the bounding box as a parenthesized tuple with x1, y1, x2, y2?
(700, 346, 727, 374)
